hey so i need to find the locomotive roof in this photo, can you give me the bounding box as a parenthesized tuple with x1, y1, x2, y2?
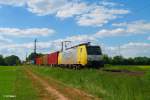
(66, 42, 91, 50)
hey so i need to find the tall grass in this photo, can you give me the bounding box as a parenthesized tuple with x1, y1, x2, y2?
(31, 65, 150, 100)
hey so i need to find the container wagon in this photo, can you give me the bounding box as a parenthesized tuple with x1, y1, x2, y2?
(35, 58, 40, 65)
(43, 55, 48, 65)
(47, 52, 59, 65)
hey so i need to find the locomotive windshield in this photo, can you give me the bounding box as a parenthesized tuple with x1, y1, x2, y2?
(86, 46, 102, 55)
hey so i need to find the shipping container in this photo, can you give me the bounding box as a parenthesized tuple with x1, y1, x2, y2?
(36, 57, 41, 65)
(35, 58, 37, 65)
(39, 57, 43, 65)
(47, 52, 59, 65)
(38, 57, 41, 65)
(43, 55, 48, 65)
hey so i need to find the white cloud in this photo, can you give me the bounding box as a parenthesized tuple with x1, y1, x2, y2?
(113, 20, 150, 34)
(56, 2, 88, 18)
(95, 20, 150, 37)
(103, 42, 150, 58)
(0, 27, 55, 57)
(125, 21, 150, 34)
(0, 35, 12, 43)
(65, 34, 96, 42)
(95, 28, 126, 37)
(56, 1, 129, 26)
(0, 0, 129, 27)
(0, 0, 26, 6)
(0, 0, 67, 15)
(0, 28, 55, 37)
(27, 0, 67, 16)
(100, 1, 119, 6)
(77, 6, 129, 27)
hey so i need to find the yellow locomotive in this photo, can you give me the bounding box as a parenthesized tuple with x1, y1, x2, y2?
(58, 42, 103, 68)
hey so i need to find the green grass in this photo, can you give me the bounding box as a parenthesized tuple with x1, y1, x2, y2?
(31, 65, 150, 100)
(104, 65, 150, 71)
(1, 65, 150, 100)
(0, 66, 39, 100)
(0, 66, 16, 100)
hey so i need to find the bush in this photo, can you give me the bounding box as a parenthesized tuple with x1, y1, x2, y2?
(5, 55, 21, 66)
(102, 54, 150, 65)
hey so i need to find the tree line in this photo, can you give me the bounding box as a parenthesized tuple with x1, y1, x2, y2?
(0, 55, 21, 66)
(1, 53, 150, 66)
(0, 53, 43, 66)
(102, 54, 150, 65)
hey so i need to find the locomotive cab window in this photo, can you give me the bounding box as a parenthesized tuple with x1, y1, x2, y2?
(86, 46, 102, 55)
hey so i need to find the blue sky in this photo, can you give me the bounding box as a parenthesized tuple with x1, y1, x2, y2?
(0, 0, 150, 60)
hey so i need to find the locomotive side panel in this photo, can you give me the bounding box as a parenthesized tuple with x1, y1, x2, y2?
(59, 48, 78, 64)
(58, 52, 62, 64)
(77, 45, 88, 66)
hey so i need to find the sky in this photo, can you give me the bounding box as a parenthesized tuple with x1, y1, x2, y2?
(0, 0, 150, 60)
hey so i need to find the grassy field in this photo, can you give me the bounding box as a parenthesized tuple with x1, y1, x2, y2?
(0, 66, 39, 100)
(0, 65, 150, 100)
(31, 65, 150, 100)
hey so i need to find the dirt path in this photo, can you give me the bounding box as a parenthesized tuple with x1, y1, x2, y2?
(24, 67, 99, 100)
(24, 68, 68, 100)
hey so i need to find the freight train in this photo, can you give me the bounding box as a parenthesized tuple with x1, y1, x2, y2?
(36, 42, 104, 68)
